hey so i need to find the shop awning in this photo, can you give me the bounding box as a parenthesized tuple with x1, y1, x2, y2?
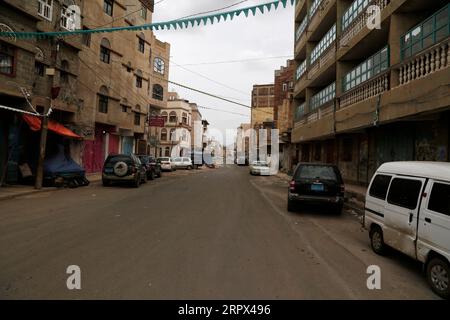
(22, 114, 81, 139)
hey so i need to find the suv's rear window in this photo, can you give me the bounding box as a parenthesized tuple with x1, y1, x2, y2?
(428, 182, 450, 216)
(295, 165, 337, 180)
(159, 158, 170, 161)
(106, 156, 132, 164)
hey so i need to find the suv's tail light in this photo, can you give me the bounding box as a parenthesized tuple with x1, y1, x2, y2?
(289, 180, 296, 191)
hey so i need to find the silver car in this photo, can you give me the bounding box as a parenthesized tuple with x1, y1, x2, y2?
(249, 161, 270, 176)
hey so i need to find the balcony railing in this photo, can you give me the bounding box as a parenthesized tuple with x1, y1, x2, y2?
(296, 16, 308, 42)
(296, 60, 307, 80)
(308, 41, 336, 80)
(339, 0, 389, 48)
(342, 46, 389, 92)
(310, 82, 335, 111)
(397, 38, 450, 86)
(401, 4, 449, 60)
(339, 71, 389, 109)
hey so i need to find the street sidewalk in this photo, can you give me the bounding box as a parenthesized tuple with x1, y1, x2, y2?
(0, 173, 102, 202)
(275, 171, 367, 215)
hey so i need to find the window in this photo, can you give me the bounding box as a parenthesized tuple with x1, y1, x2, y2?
(169, 112, 177, 123)
(369, 174, 392, 200)
(38, 0, 53, 21)
(134, 113, 141, 126)
(161, 129, 167, 141)
(296, 60, 307, 80)
(35, 62, 45, 76)
(61, 5, 76, 31)
(0, 43, 14, 76)
(98, 86, 109, 113)
(182, 112, 188, 125)
(310, 24, 336, 64)
(60, 60, 69, 84)
(310, 82, 335, 110)
(82, 27, 91, 47)
(104, 0, 114, 16)
(154, 57, 165, 74)
(295, 102, 306, 121)
(401, 4, 449, 59)
(152, 84, 164, 101)
(161, 111, 168, 123)
(343, 46, 389, 92)
(165, 147, 170, 157)
(121, 105, 127, 113)
(100, 43, 111, 64)
(387, 178, 423, 210)
(138, 38, 145, 53)
(140, 5, 147, 19)
(136, 76, 142, 88)
(282, 83, 288, 92)
(342, 0, 371, 31)
(309, 0, 323, 18)
(428, 182, 450, 216)
(296, 15, 308, 42)
(170, 128, 176, 140)
(295, 165, 337, 181)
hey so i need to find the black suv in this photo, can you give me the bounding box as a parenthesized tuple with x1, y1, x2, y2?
(288, 163, 345, 214)
(102, 154, 147, 188)
(137, 155, 162, 180)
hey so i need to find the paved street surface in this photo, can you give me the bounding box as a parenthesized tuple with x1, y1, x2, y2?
(0, 166, 439, 299)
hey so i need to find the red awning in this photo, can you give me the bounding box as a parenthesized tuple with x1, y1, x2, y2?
(22, 114, 82, 139)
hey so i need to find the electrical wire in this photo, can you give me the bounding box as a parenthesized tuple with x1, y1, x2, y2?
(176, 55, 294, 66)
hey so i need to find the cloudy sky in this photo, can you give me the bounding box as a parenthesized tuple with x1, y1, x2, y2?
(152, 0, 294, 142)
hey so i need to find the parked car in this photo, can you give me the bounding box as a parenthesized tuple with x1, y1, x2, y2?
(137, 155, 162, 180)
(172, 157, 193, 170)
(364, 161, 450, 299)
(158, 157, 176, 172)
(287, 163, 344, 214)
(102, 154, 147, 188)
(249, 160, 270, 175)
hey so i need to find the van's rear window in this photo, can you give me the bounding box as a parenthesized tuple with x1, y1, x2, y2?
(295, 165, 337, 180)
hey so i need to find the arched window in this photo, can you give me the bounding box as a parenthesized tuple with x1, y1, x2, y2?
(164, 147, 170, 157)
(98, 86, 109, 113)
(100, 38, 111, 64)
(169, 111, 177, 123)
(161, 111, 168, 123)
(160, 128, 167, 141)
(152, 84, 163, 101)
(182, 112, 188, 125)
(169, 128, 176, 141)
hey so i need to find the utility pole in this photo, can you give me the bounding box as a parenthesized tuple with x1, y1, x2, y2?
(35, 39, 59, 189)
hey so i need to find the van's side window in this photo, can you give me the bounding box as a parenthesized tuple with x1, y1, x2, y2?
(387, 178, 422, 210)
(369, 174, 392, 200)
(428, 182, 450, 216)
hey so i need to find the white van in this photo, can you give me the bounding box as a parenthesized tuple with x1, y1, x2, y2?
(364, 161, 450, 299)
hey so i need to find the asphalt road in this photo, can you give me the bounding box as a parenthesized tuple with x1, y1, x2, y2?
(0, 166, 439, 299)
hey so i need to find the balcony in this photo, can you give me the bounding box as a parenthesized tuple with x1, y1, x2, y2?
(308, 24, 336, 80)
(339, 46, 390, 108)
(295, 0, 306, 21)
(294, 102, 306, 122)
(310, 82, 336, 111)
(339, 0, 390, 49)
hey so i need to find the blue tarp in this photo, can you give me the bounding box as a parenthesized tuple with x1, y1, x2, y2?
(44, 144, 85, 176)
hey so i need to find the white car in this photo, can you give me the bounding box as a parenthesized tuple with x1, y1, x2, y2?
(364, 161, 450, 299)
(172, 157, 193, 170)
(158, 157, 176, 172)
(249, 161, 270, 176)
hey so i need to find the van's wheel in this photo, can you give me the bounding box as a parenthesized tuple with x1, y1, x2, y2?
(427, 257, 450, 299)
(370, 225, 387, 255)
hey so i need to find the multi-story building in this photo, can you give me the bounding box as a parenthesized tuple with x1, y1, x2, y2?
(274, 60, 296, 171)
(159, 92, 193, 158)
(251, 84, 275, 158)
(78, 0, 170, 173)
(1, 0, 84, 184)
(292, 0, 450, 185)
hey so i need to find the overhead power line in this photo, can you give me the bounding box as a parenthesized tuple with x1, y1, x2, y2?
(175, 55, 294, 66)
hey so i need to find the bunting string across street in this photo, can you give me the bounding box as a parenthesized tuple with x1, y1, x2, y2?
(0, 0, 295, 39)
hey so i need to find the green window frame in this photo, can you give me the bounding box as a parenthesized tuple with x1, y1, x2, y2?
(310, 82, 335, 111)
(310, 24, 336, 64)
(343, 46, 389, 92)
(296, 60, 306, 80)
(295, 102, 306, 120)
(342, 0, 371, 31)
(309, 0, 323, 19)
(296, 16, 308, 42)
(401, 4, 450, 60)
